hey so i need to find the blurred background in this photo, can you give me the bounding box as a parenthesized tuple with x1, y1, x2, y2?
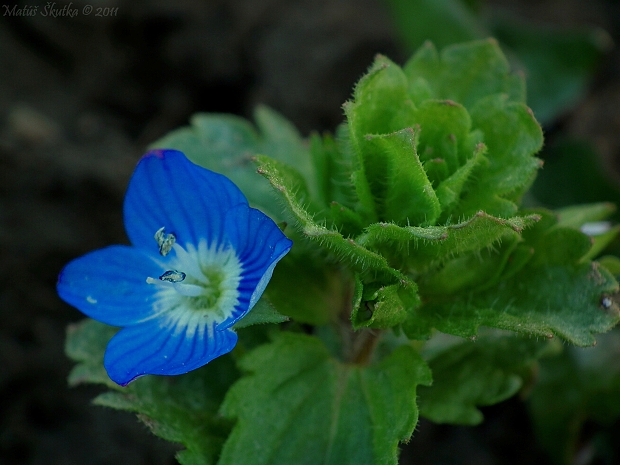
(1, 0, 619, 464)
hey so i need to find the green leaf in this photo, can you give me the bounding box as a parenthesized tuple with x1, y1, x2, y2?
(406, 257, 620, 346)
(528, 328, 620, 464)
(66, 319, 239, 465)
(556, 202, 616, 228)
(151, 113, 275, 217)
(219, 333, 432, 465)
(329, 201, 364, 234)
(264, 251, 344, 326)
(412, 99, 474, 172)
(584, 225, 620, 266)
(231, 298, 289, 330)
(452, 94, 543, 218)
(351, 282, 417, 330)
(94, 365, 235, 465)
(419, 238, 520, 295)
(435, 142, 485, 215)
(66, 319, 119, 389)
(556, 202, 620, 261)
(385, 0, 485, 51)
(470, 95, 543, 194)
(342, 41, 542, 226)
(527, 226, 592, 267)
(345, 55, 410, 141)
(253, 105, 314, 182)
(367, 128, 441, 225)
(403, 39, 525, 110)
(358, 211, 539, 271)
(419, 333, 552, 425)
(598, 256, 620, 276)
(254, 154, 416, 287)
(531, 139, 620, 214)
(310, 132, 335, 209)
(310, 128, 368, 226)
(335, 124, 377, 223)
(387, 1, 606, 124)
(491, 15, 610, 124)
(150, 107, 312, 221)
(344, 55, 411, 222)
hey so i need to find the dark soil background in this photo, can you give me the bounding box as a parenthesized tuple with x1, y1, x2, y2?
(1, 0, 619, 464)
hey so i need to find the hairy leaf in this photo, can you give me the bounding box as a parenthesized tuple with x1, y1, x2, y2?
(150, 107, 311, 220)
(405, 250, 620, 346)
(254, 154, 416, 287)
(232, 299, 289, 330)
(491, 15, 610, 124)
(219, 333, 432, 465)
(403, 39, 525, 110)
(366, 128, 441, 225)
(358, 211, 539, 271)
(419, 333, 552, 424)
(66, 319, 238, 465)
(351, 281, 418, 330)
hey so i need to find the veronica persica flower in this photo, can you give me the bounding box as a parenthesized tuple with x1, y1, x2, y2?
(57, 149, 292, 386)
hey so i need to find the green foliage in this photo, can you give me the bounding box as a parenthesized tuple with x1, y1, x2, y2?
(419, 332, 554, 425)
(66, 319, 238, 465)
(385, 0, 609, 124)
(490, 15, 611, 123)
(66, 37, 620, 465)
(404, 209, 620, 345)
(231, 299, 289, 330)
(219, 333, 431, 465)
(386, 0, 485, 52)
(532, 138, 620, 214)
(529, 328, 620, 465)
(151, 105, 314, 221)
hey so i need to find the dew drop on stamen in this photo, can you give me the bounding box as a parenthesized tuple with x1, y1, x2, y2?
(159, 270, 186, 283)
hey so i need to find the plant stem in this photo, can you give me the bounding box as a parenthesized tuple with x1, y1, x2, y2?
(351, 329, 382, 365)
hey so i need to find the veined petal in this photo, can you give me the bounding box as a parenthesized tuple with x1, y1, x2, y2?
(103, 317, 238, 386)
(217, 204, 293, 329)
(124, 149, 248, 255)
(57, 245, 166, 326)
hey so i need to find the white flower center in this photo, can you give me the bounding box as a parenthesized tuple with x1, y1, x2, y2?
(147, 239, 243, 336)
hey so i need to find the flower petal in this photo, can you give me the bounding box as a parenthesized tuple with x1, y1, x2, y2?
(217, 203, 293, 329)
(103, 318, 237, 386)
(124, 149, 248, 255)
(57, 246, 167, 326)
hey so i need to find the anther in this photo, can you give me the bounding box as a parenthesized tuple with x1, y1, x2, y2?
(154, 227, 176, 256)
(159, 270, 186, 283)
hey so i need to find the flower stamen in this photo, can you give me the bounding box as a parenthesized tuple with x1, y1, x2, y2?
(146, 275, 204, 297)
(154, 227, 176, 256)
(159, 270, 186, 283)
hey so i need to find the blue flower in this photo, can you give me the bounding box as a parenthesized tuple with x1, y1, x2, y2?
(57, 149, 292, 386)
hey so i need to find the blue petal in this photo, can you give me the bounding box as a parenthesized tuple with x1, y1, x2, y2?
(217, 203, 293, 329)
(124, 149, 248, 255)
(103, 318, 238, 386)
(57, 246, 167, 326)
